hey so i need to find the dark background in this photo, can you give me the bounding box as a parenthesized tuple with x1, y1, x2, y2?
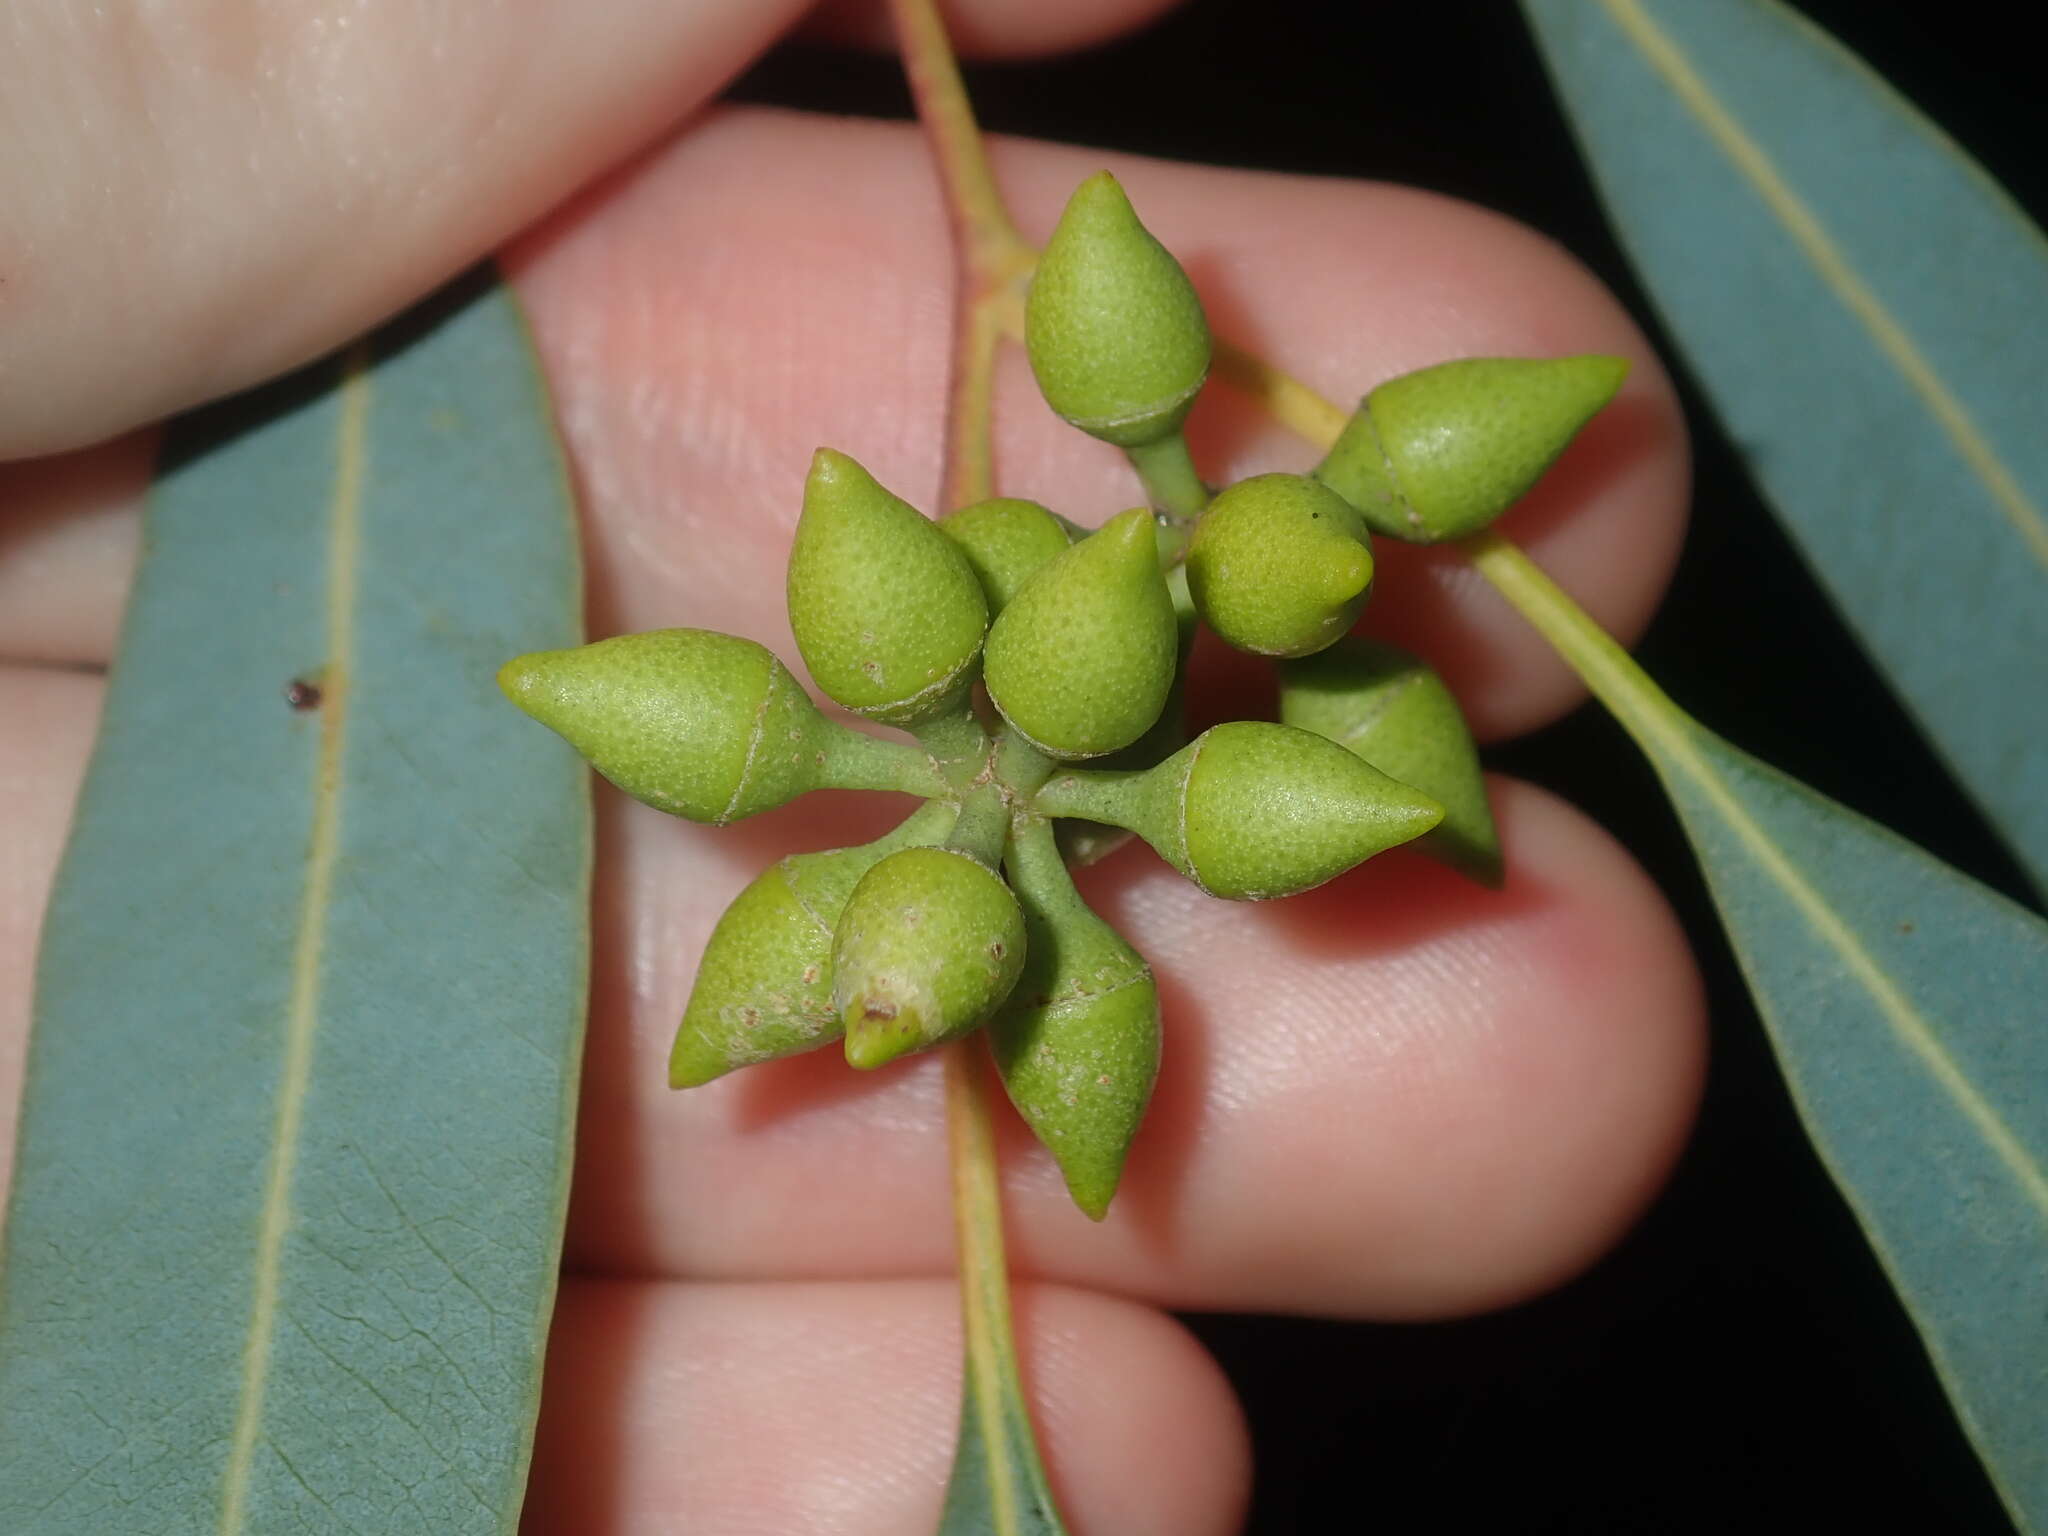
(736, 4, 2041, 1531)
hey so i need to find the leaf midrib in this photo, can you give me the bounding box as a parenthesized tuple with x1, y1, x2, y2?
(1465, 534, 2047, 1221)
(1593, 0, 2048, 569)
(216, 347, 369, 1534)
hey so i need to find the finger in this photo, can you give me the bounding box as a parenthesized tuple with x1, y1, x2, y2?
(526, 1276, 1248, 1536)
(10, 107, 1685, 725)
(0, 670, 1250, 1535)
(802, 0, 1186, 58)
(3, 0, 826, 458)
(0, 434, 152, 666)
(507, 108, 1688, 742)
(561, 772, 1704, 1319)
(0, 667, 103, 1196)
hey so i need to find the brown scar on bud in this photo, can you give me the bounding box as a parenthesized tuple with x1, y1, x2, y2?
(861, 1000, 899, 1022)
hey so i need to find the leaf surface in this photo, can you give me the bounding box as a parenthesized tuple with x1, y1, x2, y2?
(1519, 0, 2048, 892)
(1655, 723, 2047, 1530)
(1466, 533, 2046, 1531)
(0, 275, 590, 1534)
(935, 1352, 1068, 1536)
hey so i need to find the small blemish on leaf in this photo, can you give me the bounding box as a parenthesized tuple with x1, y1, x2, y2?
(284, 679, 323, 711)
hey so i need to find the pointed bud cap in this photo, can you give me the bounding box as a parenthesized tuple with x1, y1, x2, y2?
(833, 848, 1027, 1070)
(1187, 472, 1375, 657)
(500, 628, 827, 823)
(1025, 172, 1211, 448)
(787, 449, 988, 724)
(1316, 356, 1628, 542)
(991, 889, 1159, 1221)
(1280, 637, 1501, 885)
(983, 508, 1177, 760)
(1134, 721, 1443, 899)
(669, 802, 956, 1087)
(939, 496, 1075, 613)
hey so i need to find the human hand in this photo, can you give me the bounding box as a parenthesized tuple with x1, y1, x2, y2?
(0, 5, 1706, 1531)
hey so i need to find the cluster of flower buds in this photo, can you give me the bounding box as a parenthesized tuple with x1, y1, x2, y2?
(500, 170, 1625, 1220)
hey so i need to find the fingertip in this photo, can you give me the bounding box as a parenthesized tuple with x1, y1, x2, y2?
(527, 1278, 1251, 1536)
(1399, 774, 1708, 1312)
(1025, 1285, 1251, 1535)
(801, 0, 1186, 60)
(1075, 773, 1706, 1319)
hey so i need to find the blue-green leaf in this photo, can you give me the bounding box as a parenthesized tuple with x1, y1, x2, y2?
(1518, 0, 2048, 892)
(1655, 720, 2047, 1530)
(936, 1352, 1068, 1536)
(1464, 536, 2044, 1532)
(0, 275, 589, 1533)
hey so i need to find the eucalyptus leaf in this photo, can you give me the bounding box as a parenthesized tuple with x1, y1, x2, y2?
(1519, 0, 2048, 893)
(935, 1353, 1069, 1536)
(1462, 532, 2045, 1531)
(0, 274, 589, 1534)
(1652, 720, 2048, 1531)
(937, 1047, 1071, 1536)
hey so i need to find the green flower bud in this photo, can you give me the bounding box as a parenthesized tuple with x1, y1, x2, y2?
(1025, 172, 1211, 448)
(991, 820, 1159, 1221)
(787, 448, 988, 723)
(939, 496, 1074, 613)
(983, 508, 1177, 760)
(832, 846, 1028, 1070)
(1040, 721, 1443, 900)
(1186, 472, 1375, 657)
(669, 802, 956, 1088)
(500, 628, 829, 824)
(1280, 637, 1501, 886)
(1314, 356, 1629, 542)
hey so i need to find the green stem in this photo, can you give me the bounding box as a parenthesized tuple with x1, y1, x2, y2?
(819, 724, 953, 798)
(946, 299, 1004, 509)
(885, 0, 1035, 513)
(1456, 530, 1687, 754)
(994, 728, 1056, 801)
(1125, 431, 1210, 525)
(886, 0, 1025, 264)
(939, 1038, 1060, 1527)
(1004, 813, 1083, 913)
(1032, 765, 1150, 828)
(893, 5, 1073, 1530)
(947, 782, 1011, 866)
(1128, 561, 1197, 765)
(913, 709, 991, 792)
